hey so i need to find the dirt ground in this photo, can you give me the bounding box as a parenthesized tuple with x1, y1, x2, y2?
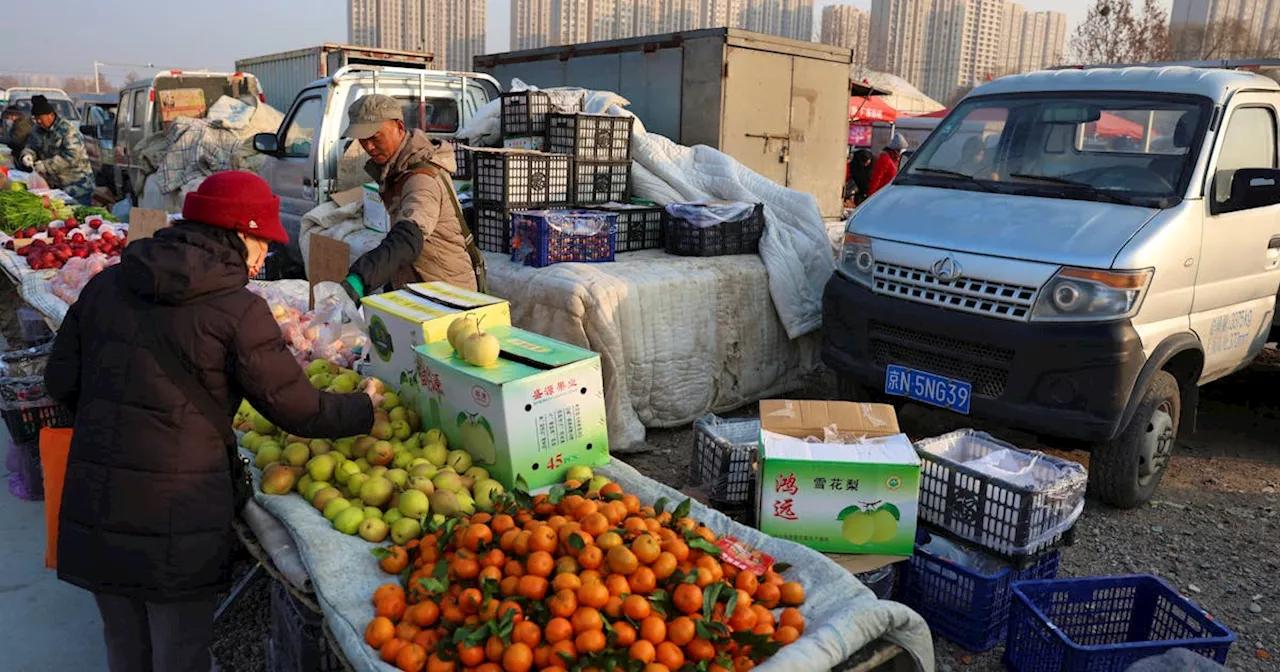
(9, 280, 1275, 671)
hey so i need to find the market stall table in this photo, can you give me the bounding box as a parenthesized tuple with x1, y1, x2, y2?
(237, 454, 934, 672)
(481, 250, 822, 452)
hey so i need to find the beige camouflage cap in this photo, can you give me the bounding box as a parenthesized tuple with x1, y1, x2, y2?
(341, 94, 403, 139)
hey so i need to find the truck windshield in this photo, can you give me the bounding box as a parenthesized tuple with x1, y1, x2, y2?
(901, 93, 1210, 208)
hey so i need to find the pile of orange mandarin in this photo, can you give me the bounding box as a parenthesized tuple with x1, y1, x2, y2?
(362, 479, 808, 672)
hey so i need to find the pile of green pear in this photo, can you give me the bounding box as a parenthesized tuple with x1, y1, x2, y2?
(237, 360, 505, 544)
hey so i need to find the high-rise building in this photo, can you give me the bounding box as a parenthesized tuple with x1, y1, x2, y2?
(1171, 0, 1271, 58)
(550, 0, 592, 44)
(870, 0, 933, 84)
(820, 4, 871, 64)
(347, 0, 484, 69)
(513, 0, 554, 51)
(993, 3, 1066, 75)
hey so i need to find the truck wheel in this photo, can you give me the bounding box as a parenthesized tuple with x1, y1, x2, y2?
(1091, 370, 1179, 509)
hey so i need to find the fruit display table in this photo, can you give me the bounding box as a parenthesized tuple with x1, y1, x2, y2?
(242, 454, 935, 672)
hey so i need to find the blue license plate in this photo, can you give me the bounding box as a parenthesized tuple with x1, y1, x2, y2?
(885, 365, 972, 414)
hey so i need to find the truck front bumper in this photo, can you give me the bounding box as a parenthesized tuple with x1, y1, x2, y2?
(821, 272, 1145, 443)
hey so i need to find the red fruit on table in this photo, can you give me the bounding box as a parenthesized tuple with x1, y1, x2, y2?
(71, 232, 85, 242)
(3, 241, 12, 251)
(89, 218, 102, 230)
(29, 238, 45, 248)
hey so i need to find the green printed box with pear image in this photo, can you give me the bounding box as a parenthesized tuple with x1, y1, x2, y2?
(361, 282, 511, 409)
(413, 324, 610, 490)
(756, 399, 920, 556)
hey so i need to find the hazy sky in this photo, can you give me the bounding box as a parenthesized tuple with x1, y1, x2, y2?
(2, 1, 1162, 83)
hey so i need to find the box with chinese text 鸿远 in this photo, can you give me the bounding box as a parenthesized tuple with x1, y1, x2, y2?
(413, 325, 609, 490)
(757, 400, 920, 556)
(361, 283, 511, 408)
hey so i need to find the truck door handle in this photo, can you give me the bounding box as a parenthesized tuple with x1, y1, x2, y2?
(303, 178, 313, 187)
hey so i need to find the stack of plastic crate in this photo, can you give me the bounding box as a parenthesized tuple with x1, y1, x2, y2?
(899, 429, 1088, 653)
(470, 149, 572, 254)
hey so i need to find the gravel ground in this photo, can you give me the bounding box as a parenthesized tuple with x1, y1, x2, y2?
(9, 281, 1275, 671)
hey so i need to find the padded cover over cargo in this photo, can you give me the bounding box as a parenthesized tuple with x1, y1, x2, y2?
(246, 455, 935, 672)
(483, 250, 821, 451)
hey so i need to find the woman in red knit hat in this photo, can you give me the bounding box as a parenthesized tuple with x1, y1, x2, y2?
(45, 171, 380, 671)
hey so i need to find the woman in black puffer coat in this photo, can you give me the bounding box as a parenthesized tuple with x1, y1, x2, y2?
(45, 171, 376, 672)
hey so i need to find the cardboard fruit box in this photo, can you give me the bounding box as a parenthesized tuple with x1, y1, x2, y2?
(361, 282, 511, 408)
(413, 325, 609, 490)
(757, 400, 920, 556)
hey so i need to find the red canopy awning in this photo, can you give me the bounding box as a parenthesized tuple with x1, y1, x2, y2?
(849, 96, 898, 123)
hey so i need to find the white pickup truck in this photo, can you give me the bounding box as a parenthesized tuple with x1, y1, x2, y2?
(825, 59, 1280, 508)
(252, 65, 499, 261)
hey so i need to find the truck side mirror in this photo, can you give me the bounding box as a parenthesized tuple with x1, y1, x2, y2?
(1220, 167, 1280, 214)
(252, 133, 280, 155)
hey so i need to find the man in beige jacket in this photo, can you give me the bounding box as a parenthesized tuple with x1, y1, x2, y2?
(339, 94, 484, 298)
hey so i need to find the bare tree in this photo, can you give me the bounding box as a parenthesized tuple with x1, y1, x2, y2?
(124, 71, 140, 86)
(1070, 0, 1172, 65)
(0, 75, 20, 91)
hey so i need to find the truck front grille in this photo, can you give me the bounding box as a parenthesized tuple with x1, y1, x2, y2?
(873, 262, 1037, 321)
(868, 322, 1013, 398)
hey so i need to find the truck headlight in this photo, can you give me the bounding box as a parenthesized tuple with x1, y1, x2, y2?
(839, 233, 875, 288)
(1031, 267, 1153, 322)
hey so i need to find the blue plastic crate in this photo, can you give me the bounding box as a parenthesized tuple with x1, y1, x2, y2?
(901, 534, 1060, 652)
(510, 209, 617, 268)
(1004, 575, 1235, 672)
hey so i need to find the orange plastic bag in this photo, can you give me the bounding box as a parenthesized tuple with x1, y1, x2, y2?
(39, 428, 73, 570)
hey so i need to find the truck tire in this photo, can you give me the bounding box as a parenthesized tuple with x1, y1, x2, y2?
(1091, 370, 1179, 509)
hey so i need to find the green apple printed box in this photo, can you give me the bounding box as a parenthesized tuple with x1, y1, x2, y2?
(756, 399, 920, 556)
(413, 325, 610, 490)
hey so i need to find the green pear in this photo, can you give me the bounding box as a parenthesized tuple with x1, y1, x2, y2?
(346, 473, 370, 498)
(429, 490, 460, 517)
(358, 517, 389, 543)
(329, 373, 359, 394)
(309, 439, 333, 456)
(587, 475, 611, 495)
(359, 476, 395, 508)
(424, 429, 447, 448)
(307, 454, 336, 483)
(423, 442, 448, 467)
(334, 460, 360, 485)
(410, 463, 438, 480)
(401, 434, 421, 454)
(296, 474, 313, 495)
(255, 443, 282, 470)
(433, 471, 464, 494)
(392, 450, 415, 470)
(241, 430, 264, 453)
(391, 419, 412, 441)
(307, 359, 339, 376)
(354, 458, 371, 473)
(363, 506, 384, 522)
(367, 465, 388, 480)
(454, 490, 476, 515)
(565, 465, 594, 483)
(405, 409, 421, 432)
(334, 438, 355, 459)
(464, 466, 490, 482)
(383, 508, 404, 525)
(260, 464, 296, 495)
(386, 468, 409, 490)
(380, 392, 401, 411)
(389, 407, 408, 424)
(473, 479, 504, 511)
(332, 507, 365, 535)
(311, 486, 343, 511)
(445, 449, 473, 473)
(390, 517, 421, 545)
(322, 497, 352, 521)
(250, 413, 275, 435)
(283, 443, 310, 467)
(398, 489, 431, 519)
(353, 436, 377, 458)
(309, 372, 334, 390)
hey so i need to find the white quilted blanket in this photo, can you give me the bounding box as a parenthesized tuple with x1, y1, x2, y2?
(483, 250, 821, 451)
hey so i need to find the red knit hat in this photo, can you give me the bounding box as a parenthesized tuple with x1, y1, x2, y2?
(182, 171, 288, 244)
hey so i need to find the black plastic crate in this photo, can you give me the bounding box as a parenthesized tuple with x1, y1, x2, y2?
(571, 161, 630, 205)
(592, 204, 664, 252)
(914, 429, 1087, 565)
(2, 402, 73, 445)
(267, 580, 343, 672)
(689, 414, 760, 505)
(472, 150, 572, 207)
(500, 90, 554, 139)
(548, 113, 634, 161)
(474, 206, 514, 253)
(663, 203, 765, 257)
(449, 139, 472, 180)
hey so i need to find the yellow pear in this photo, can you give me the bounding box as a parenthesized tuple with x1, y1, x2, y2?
(461, 330, 501, 367)
(447, 315, 479, 352)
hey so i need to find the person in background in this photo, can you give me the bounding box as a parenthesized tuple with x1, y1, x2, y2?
(45, 171, 379, 672)
(955, 136, 987, 174)
(867, 133, 909, 198)
(3, 105, 33, 156)
(850, 148, 875, 205)
(19, 95, 95, 204)
(337, 94, 485, 303)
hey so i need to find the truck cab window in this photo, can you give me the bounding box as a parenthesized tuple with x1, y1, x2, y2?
(131, 91, 147, 129)
(282, 97, 322, 158)
(1213, 106, 1277, 210)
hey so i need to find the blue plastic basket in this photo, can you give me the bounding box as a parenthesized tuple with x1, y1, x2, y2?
(510, 209, 617, 268)
(1004, 575, 1235, 672)
(900, 537, 1060, 652)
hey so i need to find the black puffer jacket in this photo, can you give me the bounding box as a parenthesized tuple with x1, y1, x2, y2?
(45, 224, 374, 602)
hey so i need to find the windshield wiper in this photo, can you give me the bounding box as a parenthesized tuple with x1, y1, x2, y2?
(1008, 173, 1139, 206)
(910, 168, 998, 192)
